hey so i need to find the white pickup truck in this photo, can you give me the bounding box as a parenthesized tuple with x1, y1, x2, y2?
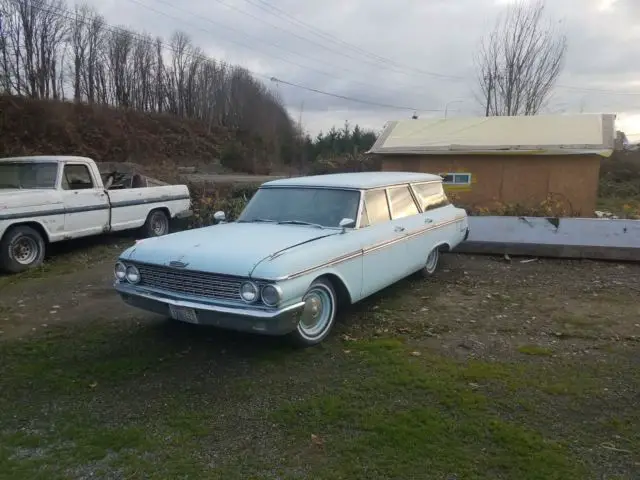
(0, 155, 191, 273)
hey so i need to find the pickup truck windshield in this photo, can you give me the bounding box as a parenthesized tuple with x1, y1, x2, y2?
(238, 187, 360, 228)
(0, 162, 58, 189)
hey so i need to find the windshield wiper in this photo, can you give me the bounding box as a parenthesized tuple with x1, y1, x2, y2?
(277, 220, 325, 229)
(238, 218, 276, 223)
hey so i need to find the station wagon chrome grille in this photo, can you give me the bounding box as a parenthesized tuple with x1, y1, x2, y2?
(135, 263, 247, 301)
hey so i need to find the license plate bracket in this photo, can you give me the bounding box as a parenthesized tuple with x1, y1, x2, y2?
(169, 305, 199, 324)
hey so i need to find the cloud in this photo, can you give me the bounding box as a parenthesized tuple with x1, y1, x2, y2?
(81, 0, 640, 136)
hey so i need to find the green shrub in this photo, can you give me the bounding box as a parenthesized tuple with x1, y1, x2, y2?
(187, 182, 258, 228)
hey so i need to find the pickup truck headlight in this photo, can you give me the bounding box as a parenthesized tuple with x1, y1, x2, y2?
(240, 281, 259, 303)
(114, 262, 127, 281)
(126, 265, 141, 284)
(261, 284, 282, 307)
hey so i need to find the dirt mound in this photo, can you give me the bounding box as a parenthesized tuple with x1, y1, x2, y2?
(0, 95, 276, 180)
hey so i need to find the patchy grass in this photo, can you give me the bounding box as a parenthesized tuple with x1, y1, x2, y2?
(517, 344, 554, 356)
(1, 319, 638, 479)
(0, 235, 128, 289)
(596, 196, 640, 218)
(1, 255, 639, 478)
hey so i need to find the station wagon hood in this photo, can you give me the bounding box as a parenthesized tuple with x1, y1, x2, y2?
(123, 222, 339, 277)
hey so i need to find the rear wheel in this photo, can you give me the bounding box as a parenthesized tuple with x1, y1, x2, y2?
(0, 226, 46, 273)
(420, 247, 440, 277)
(288, 279, 338, 347)
(142, 210, 170, 237)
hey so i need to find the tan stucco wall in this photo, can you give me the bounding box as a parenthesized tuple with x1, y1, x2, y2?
(379, 154, 601, 216)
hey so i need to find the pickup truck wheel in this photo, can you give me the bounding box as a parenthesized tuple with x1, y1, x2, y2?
(143, 210, 170, 237)
(289, 279, 337, 347)
(420, 248, 440, 277)
(0, 226, 46, 273)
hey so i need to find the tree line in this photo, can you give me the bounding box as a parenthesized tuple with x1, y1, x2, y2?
(0, 0, 297, 160)
(303, 122, 377, 160)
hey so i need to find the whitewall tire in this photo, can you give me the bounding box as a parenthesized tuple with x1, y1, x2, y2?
(289, 278, 338, 347)
(420, 248, 440, 277)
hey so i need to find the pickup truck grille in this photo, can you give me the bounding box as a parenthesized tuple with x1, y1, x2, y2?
(136, 263, 246, 301)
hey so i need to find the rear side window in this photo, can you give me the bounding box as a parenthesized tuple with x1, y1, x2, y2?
(411, 182, 450, 211)
(362, 189, 390, 226)
(387, 186, 419, 219)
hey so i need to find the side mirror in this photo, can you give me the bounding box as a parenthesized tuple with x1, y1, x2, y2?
(339, 217, 355, 233)
(213, 211, 226, 223)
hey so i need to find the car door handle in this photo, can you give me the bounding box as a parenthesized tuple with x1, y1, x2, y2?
(424, 218, 433, 224)
(394, 225, 405, 233)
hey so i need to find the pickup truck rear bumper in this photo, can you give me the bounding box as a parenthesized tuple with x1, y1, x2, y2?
(114, 282, 304, 335)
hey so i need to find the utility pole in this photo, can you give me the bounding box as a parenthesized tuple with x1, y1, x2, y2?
(298, 101, 304, 129)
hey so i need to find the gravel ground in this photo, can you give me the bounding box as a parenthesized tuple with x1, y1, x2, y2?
(0, 247, 639, 479)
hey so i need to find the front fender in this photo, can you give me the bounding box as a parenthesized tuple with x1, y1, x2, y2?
(266, 259, 362, 309)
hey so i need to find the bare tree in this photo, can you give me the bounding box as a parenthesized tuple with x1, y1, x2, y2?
(475, 0, 567, 116)
(0, 0, 299, 168)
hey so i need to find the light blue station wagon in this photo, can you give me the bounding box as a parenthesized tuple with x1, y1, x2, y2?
(114, 172, 469, 346)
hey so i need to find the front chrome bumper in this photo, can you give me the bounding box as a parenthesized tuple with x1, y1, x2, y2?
(114, 282, 304, 335)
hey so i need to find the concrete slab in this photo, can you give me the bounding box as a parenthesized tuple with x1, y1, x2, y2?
(456, 216, 640, 262)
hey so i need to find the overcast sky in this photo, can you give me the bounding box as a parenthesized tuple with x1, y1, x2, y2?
(84, 0, 640, 141)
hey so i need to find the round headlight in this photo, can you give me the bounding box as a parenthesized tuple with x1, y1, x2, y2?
(126, 265, 141, 284)
(261, 284, 282, 307)
(114, 261, 127, 280)
(239, 281, 259, 303)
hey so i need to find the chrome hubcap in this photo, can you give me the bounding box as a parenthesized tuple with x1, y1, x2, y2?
(298, 289, 332, 340)
(11, 236, 38, 265)
(425, 249, 438, 273)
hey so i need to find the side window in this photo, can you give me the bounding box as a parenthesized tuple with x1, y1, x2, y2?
(62, 164, 94, 190)
(363, 189, 391, 226)
(387, 186, 419, 219)
(412, 182, 451, 211)
(440, 173, 471, 185)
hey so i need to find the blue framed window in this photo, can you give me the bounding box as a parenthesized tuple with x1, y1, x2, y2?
(441, 173, 471, 185)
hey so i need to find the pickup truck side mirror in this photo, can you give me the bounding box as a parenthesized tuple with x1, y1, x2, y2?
(213, 211, 226, 223)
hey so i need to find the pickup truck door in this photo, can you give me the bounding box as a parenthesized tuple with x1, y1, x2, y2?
(59, 162, 110, 238)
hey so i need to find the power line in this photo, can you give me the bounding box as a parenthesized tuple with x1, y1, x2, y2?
(239, 0, 464, 81)
(231, 0, 640, 97)
(209, 0, 464, 81)
(555, 84, 640, 96)
(9, 0, 450, 113)
(126, 0, 444, 97)
(269, 77, 448, 112)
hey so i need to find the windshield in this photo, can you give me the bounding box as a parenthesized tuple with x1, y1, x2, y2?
(0, 162, 58, 189)
(238, 187, 361, 228)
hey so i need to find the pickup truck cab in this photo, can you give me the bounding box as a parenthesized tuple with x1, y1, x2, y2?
(0, 155, 191, 273)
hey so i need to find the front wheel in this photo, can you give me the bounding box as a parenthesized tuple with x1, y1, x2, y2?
(0, 226, 46, 273)
(288, 279, 338, 347)
(142, 210, 170, 237)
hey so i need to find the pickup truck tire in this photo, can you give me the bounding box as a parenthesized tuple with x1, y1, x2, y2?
(288, 278, 338, 348)
(0, 226, 46, 273)
(142, 210, 170, 237)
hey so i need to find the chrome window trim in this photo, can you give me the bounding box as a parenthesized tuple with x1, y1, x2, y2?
(268, 215, 465, 281)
